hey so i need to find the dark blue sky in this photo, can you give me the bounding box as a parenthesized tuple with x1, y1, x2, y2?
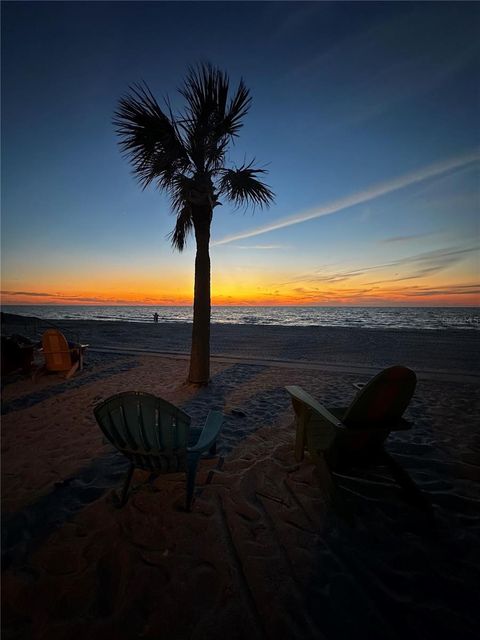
(2, 1, 479, 305)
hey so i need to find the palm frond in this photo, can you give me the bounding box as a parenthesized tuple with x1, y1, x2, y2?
(113, 82, 190, 189)
(203, 80, 250, 173)
(169, 174, 197, 213)
(218, 162, 275, 209)
(222, 78, 251, 138)
(179, 63, 227, 121)
(168, 205, 193, 252)
(179, 63, 251, 173)
(115, 67, 273, 241)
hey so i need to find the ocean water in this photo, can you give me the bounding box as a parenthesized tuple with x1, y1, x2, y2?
(2, 305, 478, 330)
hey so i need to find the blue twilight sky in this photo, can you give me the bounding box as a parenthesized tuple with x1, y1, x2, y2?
(1, 1, 479, 306)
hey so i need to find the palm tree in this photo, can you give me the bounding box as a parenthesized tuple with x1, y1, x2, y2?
(114, 63, 274, 384)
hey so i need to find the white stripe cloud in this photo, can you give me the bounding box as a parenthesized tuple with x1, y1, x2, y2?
(231, 244, 288, 250)
(212, 151, 479, 247)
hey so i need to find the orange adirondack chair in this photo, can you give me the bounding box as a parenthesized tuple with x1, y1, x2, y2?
(39, 329, 88, 379)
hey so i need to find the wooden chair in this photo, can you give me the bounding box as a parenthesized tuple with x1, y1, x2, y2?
(286, 366, 429, 508)
(39, 329, 87, 379)
(94, 391, 223, 510)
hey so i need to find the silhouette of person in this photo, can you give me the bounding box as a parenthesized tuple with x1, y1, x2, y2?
(153, 312, 159, 323)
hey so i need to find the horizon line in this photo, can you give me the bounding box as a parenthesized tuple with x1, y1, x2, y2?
(2, 303, 478, 308)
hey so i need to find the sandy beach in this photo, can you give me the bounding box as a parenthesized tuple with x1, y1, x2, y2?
(2, 312, 479, 377)
(2, 314, 479, 639)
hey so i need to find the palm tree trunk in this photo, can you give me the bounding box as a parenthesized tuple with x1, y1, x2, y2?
(188, 207, 212, 384)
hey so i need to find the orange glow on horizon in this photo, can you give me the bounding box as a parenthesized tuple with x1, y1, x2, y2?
(3, 228, 478, 309)
(1, 280, 478, 307)
(2, 256, 478, 307)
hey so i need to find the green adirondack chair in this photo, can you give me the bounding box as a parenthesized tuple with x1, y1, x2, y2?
(94, 391, 223, 510)
(286, 366, 428, 507)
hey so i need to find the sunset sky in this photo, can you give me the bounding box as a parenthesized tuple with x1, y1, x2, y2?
(2, 1, 479, 307)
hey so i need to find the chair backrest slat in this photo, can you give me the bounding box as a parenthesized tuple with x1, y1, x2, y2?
(158, 409, 175, 452)
(120, 398, 143, 450)
(137, 401, 152, 452)
(94, 392, 192, 471)
(153, 408, 162, 451)
(343, 366, 416, 428)
(105, 409, 127, 449)
(42, 329, 72, 371)
(111, 404, 137, 450)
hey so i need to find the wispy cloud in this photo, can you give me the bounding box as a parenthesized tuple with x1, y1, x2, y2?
(230, 244, 288, 250)
(272, 281, 479, 304)
(1, 290, 53, 297)
(212, 151, 479, 246)
(380, 232, 434, 244)
(402, 283, 480, 297)
(285, 8, 479, 131)
(1, 290, 122, 303)
(282, 269, 367, 285)
(0, 290, 192, 305)
(363, 246, 477, 285)
(275, 245, 477, 288)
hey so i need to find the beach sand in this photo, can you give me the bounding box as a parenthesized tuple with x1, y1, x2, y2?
(1, 315, 479, 639)
(2, 311, 479, 376)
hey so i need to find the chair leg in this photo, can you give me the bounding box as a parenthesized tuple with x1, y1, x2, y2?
(186, 456, 200, 511)
(32, 365, 46, 382)
(118, 463, 135, 507)
(380, 451, 432, 512)
(309, 449, 335, 499)
(309, 450, 356, 525)
(294, 415, 306, 462)
(65, 361, 79, 380)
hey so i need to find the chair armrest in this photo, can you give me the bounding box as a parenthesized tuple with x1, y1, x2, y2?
(353, 382, 366, 391)
(285, 385, 344, 429)
(69, 343, 88, 352)
(188, 410, 223, 454)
